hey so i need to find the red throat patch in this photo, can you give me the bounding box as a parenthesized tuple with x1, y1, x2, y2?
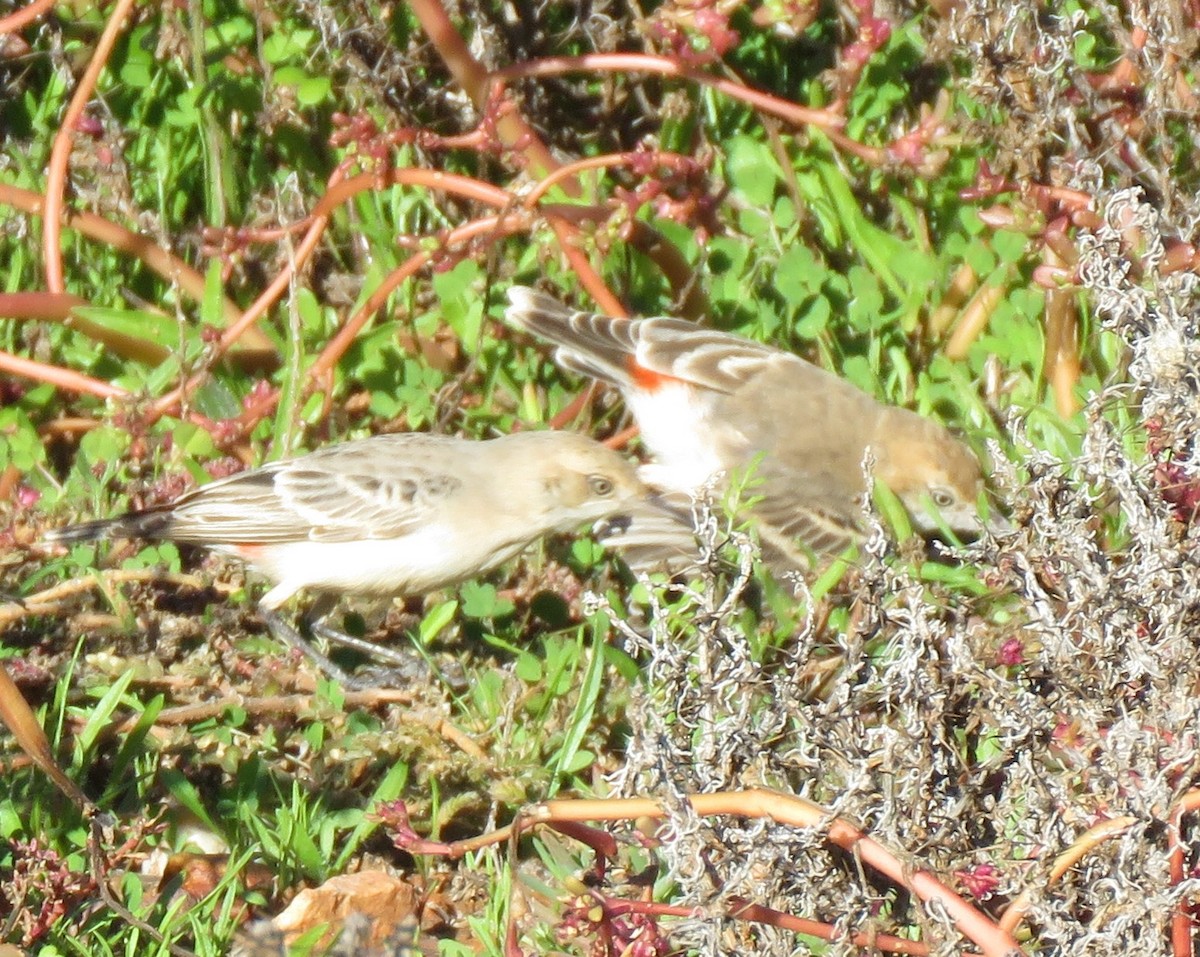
(625, 356, 678, 391)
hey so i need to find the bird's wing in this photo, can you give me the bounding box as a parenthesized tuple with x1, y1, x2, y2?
(274, 457, 462, 542)
(631, 320, 786, 395)
(738, 463, 864, 572)
(165, 441, 462, 545)
(752, 498, 861, 572)
(593, 495, 701, 575)
(597, 478, 860, 579)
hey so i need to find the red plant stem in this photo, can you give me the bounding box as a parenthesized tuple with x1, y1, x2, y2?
(146, 169, 344, 422)
(0, 0, 57, 34)
(311, 168, 513, 219)
(0, 660, 93, 812)
(145, 164, 381, 419)
(0, 292, 88, 320)
(150, 172, 615, 422)
(0, 350, 126, 399)
(602, 423, 639, 450)
(1169, 791, 1200, 957)
(491, 54, 844, 133)
(42, 0, 138, 293)
(546, 385, 600, 431)
(405, 0, 566, 185)
(545, 215, 625, 317)
(492, 55, 895, 164)
(528, 791, 1023, 957)
(552, 820, 620, 858)
(604, 896, 943, 956)
(308, 211, 531, 385)
(0, 183, 250, 334)
(523, 152, 699, 208)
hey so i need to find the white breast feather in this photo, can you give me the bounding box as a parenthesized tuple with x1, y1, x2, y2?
(627, 382, 725, 493)
(218, 523, 522, 609)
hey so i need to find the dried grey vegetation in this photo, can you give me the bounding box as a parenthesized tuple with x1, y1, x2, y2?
(562, 2, 1200, 950)
(586, 199, 1200, 954)
(934, 0, 1200, 224)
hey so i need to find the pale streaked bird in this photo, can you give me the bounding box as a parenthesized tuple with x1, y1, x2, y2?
(47, 430, 654, 679)
(505, 286, 987, 574)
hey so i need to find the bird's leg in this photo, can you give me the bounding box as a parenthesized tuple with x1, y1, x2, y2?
(259, 608, 355, 685)
(303, 597, 436, 687)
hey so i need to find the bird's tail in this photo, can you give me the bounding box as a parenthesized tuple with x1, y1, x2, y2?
(505, 287, 642, 388)
(44, 509, 174, 545)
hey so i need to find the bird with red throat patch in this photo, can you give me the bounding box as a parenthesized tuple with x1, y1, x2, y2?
(505, 286, 989, 574)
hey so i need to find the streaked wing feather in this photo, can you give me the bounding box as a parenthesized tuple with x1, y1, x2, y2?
(161, 467, 315, 544)
(163, 454, 461, 544)
(275, 462, 460, 542)
(750, 493, 860, 573)
(594, 503, 701, 576)
(635, 321, 779, 395)
(507, 290, 639, 386)
(507, 288, 783, 396)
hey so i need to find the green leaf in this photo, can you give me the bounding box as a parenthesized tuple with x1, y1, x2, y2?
(570, 536, 605, 566)
(959, 206, 987, 236)
(774, 245, 823, 307)
(794, 296, 831, 339)
(559, 749, 595, 774)
(194, 377, 242, 421)
(724, 135, 780, 206)
(76, 670, 137, 754)
(846, 266, 885, 330)
(872, 477, 913, 541)
(0, 408, 44, 471)
(296, 75, 332, 107)
(550, 626, 605, 790)
(418, 600, 458, 645)
(993, 229, 1030, 264)
(515, 651, 543, 683)
(963, 239, 997, 275)
(262, 29, 315, 65)
(161, 768, 220, 834)
(460, 581, 515, 618)
(273, 65, 308, 86)
(70, 306, 186, 362)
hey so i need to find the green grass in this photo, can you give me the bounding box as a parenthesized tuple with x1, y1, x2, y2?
(1, 0, 1183, 952)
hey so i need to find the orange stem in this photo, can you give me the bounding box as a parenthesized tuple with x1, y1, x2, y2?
(532, 791, 1021, 957)
(0, 0, 57, 34)
(0, 183, 252, 336)
(492, 54, 844, 133)
(42, 0, 139, 293)
(308, 211, 532, 383)
(0, 349, 126, 399)
(405, 0, 567, 186)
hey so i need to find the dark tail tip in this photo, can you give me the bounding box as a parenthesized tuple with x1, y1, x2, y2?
(44, 518, 120, 544)
(44, 510, 172, 545)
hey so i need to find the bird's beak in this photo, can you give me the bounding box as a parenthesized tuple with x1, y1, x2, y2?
(976, 494, 1013, 534)
(982, 510, 1014, 534)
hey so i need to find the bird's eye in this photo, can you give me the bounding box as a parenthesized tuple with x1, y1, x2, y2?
(588, 475, 615, 496)
(931, 488, 956, 509)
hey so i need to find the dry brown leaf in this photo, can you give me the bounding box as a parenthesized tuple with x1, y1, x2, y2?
(271, 871, 420, 950)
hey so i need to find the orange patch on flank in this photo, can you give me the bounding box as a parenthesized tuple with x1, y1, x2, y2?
(625, 356, 678, 391)
(230, 543, 265, 559)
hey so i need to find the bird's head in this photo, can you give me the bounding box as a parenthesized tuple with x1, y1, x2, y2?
(872, 412, 987, 538)
(517, 432, 651, 532)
